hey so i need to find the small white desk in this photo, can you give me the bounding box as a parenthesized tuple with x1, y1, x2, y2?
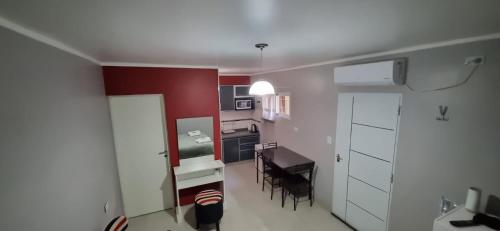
(173, 160, 225, 223)
(433, 206, 495, 231)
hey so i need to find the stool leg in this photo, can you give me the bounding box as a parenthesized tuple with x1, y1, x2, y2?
(216, 220, 220, 231)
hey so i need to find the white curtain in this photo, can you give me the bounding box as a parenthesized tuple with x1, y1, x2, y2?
(261, 95, 276, 121)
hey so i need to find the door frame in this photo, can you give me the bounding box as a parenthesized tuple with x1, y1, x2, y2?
(108, 94, 174, 216)
(385, 93, 402, 231)
(332, 92, 402, 231)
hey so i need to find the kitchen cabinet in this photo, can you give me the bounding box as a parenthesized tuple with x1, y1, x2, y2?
(220, 86, 235, 111)
(222, 138, 239, 163)
(222, 132, 260, 163)
(234, 85, 250, 98)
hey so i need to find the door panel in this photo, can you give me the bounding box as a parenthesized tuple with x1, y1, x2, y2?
(332, 94, 354, 219)
(351, 124, 396, 162)
(240, 150, 254, 161)
(223, 139, 239, 163)
(352, 94, 400, 130)
(109, 95, 173, 218)
(349, 151, 392, 192)
(333, 93, 401, 231)
(347, 202, 386, 231)
(348, 177, 389, 220)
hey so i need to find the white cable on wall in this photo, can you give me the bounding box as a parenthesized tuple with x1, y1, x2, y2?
(406, 56, 484, 92)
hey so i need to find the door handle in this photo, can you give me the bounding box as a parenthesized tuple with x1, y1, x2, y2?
(158, 151, 168, 157)
(336, 154, 343, 162)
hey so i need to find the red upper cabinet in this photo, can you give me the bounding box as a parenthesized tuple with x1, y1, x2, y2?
(219, 76, 250, 85)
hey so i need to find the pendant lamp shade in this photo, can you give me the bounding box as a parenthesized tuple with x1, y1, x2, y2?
(249, 81, 275, 95)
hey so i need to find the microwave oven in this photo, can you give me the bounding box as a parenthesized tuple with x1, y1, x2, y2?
(235, 98, 254, 110)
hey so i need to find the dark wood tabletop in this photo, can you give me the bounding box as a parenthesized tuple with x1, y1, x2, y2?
(261, 146, 314, 170)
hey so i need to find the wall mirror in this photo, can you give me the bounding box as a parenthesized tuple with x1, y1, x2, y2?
(176, 116, 214, 164)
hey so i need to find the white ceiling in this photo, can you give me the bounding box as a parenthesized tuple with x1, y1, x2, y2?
(1, 0, 500, 75)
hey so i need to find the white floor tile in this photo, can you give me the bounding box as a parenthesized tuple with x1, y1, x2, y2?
(128, 161, 352, 231)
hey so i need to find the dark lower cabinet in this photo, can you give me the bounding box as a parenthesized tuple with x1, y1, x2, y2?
(222, 138, 239, 163)
(239, 150, 254, 161)
(222, 134, 260, 163)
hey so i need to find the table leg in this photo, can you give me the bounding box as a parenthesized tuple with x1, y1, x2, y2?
(309, 167, 313, 206)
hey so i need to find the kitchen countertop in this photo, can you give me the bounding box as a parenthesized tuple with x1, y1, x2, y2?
(221, 128, 259, 139)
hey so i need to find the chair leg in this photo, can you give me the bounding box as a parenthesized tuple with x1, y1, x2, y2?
(281, 186, 285, 208)
(216, 220, 220, 231)
(196, 220, 199, 229)
(294, 195, 297, 211)
(271, 178, 274, 200)
(256, 167, 259, 183)
(262, 174, 265, 191)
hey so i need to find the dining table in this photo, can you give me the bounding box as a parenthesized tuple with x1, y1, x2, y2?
(261, 146, 315, 206)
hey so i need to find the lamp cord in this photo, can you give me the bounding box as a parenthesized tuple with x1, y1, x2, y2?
(260, 48, 264, 72)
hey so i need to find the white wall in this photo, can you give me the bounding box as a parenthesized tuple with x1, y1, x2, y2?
(0, 27, 123, 230)
(252, 39, 500, 231)
(252, 66, 338, 210)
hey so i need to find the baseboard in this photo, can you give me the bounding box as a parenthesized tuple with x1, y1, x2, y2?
(330, 212, 357, 231)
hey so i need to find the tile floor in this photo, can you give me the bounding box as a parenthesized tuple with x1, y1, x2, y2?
(128, 161, 352, 231)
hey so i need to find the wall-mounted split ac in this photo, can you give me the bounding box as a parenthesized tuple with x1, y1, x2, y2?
(334, 59, 407, 86)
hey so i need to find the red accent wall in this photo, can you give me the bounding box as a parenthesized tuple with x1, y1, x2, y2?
(219, 76, 250, 85)
(102, 66, 221, 205)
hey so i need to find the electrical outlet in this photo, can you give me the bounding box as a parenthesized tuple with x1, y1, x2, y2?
(327, 136, 332, 144)
(104, 201, 110, 214)
(464, 56, 485, 65)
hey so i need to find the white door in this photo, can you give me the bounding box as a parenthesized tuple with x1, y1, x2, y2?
(332, 93, 401, 231)
(332, 94, 354, 220)
(109, 95, 174, 218)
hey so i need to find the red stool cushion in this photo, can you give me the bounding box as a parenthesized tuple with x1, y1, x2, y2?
(195, 189, 223, 206)
(104, 216, 128, 231)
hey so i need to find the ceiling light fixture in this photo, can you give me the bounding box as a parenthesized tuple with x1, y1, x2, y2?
(249, 43, 275, 96)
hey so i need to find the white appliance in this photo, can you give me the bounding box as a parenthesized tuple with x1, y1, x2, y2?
(235, 98, 253, 110)
(332, 93, 402, 231)
(334, 59, 407, 86)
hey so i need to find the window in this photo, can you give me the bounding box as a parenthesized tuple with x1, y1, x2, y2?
(261, 92, 291, 121)
(275, 92, 291, 119)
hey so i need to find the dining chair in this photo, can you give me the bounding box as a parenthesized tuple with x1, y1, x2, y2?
(261, 153, 282, 200)
(255, 142, 278, 183)
(281, 164, 317, 210)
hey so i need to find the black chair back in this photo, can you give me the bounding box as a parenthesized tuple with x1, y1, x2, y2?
(262, 142, 278, 150)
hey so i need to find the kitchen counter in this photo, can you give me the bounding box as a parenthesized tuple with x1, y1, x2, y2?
(221, 128, 259, 140)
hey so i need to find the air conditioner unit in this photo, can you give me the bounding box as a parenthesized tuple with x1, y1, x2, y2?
(334, 59, 407, 86)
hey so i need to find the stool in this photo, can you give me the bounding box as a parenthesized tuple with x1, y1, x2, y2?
(194, 189, 223, 231)
(104, 216, 128, 231)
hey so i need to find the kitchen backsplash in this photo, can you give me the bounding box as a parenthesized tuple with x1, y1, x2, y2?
(220, 110, 254, 130)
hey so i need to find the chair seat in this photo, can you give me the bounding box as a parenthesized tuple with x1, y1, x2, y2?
(283, 174, 310, 197)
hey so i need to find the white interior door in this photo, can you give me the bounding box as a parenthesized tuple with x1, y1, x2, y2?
(332, 94, 354, 220)
(332, 93, 401, 231)
(109, 95, 173, 218)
